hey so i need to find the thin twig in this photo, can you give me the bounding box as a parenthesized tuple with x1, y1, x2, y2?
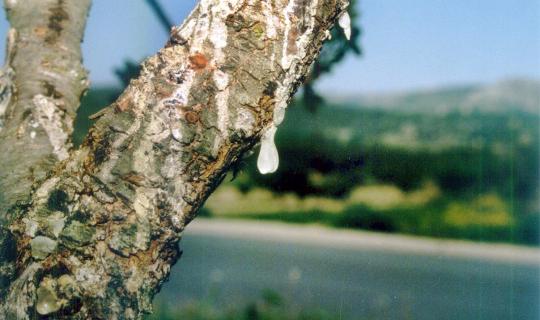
(145, 0, 174, 32)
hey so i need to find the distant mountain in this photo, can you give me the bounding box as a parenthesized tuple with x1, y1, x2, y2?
(335, 78, 540, 115)
(280, 78, 540, 151)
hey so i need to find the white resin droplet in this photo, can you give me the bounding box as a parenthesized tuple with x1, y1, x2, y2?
(257, 126, 279, 174)
(171, 128, 182, 141)
(339, 12, 351, 41)
(273, 106, 286, 126)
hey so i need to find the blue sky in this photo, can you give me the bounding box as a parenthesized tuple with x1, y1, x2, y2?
(0, 0, 538, 94)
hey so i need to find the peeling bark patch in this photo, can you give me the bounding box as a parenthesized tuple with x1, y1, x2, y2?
(115, 96, 132, 113)
(45, 0, 69, 44)
(31, 236, 57, 260)
(36, 275, 82, 316)
(33, 94, 70, 160)
(189, 53, 208, 71)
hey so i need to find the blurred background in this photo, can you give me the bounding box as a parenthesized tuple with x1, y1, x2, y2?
(1, 0, 539, 319)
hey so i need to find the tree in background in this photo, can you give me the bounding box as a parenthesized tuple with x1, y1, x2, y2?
(0, 0, 358, 318)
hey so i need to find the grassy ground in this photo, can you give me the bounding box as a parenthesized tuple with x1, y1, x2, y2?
(147, 291, 340, 320)
(203, 182, 538, 245)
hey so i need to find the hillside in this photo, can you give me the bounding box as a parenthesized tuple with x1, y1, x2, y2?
(334, 78, 540, 115)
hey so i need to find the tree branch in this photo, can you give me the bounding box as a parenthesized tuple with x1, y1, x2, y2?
(145, 0, 174, 33)
(0, 0, 91, 305)
(0, 0, 349, 318)
(0, 0, 91, 215)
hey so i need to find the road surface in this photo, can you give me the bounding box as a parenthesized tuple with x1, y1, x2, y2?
(155, 219, 540, 320)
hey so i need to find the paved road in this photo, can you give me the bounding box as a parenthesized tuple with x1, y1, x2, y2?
(156, 219, 540, 320)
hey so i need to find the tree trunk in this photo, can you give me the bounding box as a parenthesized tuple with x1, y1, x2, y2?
(0, 0, 350, 318)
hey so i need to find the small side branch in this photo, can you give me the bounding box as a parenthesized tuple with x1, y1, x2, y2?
(0, 0, 91, 215)
(0, 0, 91, 305)
(145, 0, 174, 32)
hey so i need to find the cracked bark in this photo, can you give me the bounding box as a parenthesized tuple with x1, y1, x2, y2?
(0, 0, 90, 214)
(0, 0, 350, 319)
(0, 0, 91, 304)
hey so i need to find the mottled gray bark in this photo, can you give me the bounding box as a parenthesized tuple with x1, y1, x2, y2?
(0, 0, 349, 319)
(0, 0, 90, 213)
(0, 0, 91, 305)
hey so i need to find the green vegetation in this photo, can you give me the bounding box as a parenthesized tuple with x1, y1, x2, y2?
(147, 291, 339, 320)
(206, 186, 537, 244)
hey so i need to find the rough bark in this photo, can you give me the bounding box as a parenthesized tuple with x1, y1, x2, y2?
(0, 0, 91, 304)
(0, 0, 349, 319)
(0, 0, 91, 214)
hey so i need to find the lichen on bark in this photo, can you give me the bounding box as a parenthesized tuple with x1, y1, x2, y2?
(0, 0, 350, 319)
